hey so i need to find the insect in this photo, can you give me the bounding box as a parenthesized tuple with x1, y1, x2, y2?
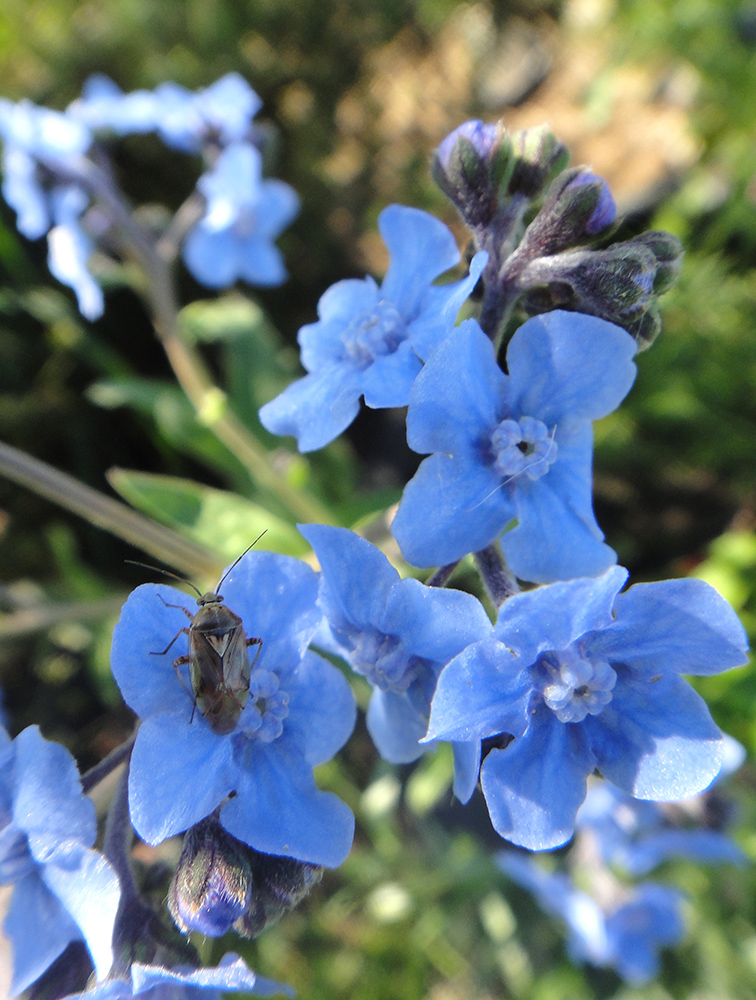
(136, 538, 264, 736)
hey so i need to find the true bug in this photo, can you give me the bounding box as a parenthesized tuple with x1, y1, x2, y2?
(135, 539, 264, 736)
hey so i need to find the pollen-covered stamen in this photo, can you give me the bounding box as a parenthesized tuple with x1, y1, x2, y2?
(348, 631, 424, 693)
(539, 646, 617, 723)
(490, 415, 557, 482)
(341, 300, 409, 367)
(243, 669, 290, 742)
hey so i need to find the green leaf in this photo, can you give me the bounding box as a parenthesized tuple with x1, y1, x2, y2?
(107, 470, 308, 560)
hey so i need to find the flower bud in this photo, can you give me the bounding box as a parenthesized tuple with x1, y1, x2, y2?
(167, 817, 254, 937)
(508, 124, 569, 199)
(432, 119, 514, 227)
(234, 852, 323, 938)
(516, 167, 617, 259)
(516, 229, 682, 349)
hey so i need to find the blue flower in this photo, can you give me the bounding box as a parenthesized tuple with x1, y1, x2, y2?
(0, 98, 91, 238)
(67, 76, 159, 137)
(300, 524, 491, 801)
(498, 852, 685, 984)
(150, 74, 262, 152)
(64, 953, 292, 1000)
(426, 568, 749, 850)
(390, 311, 637, 582)
(576, 739, 746, 875)
(0, 99, 104, 319)
(0, 726, 120, 996)
(46, 185, 104, 320)
(111, 551, 356, 867)
(182, 142, 299, 289)
(258, 204, 487, 452)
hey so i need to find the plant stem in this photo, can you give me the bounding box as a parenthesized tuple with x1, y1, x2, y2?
(82, 732, 136, 795)
(474, 543, 519, 608)
(75, 157, 333, 527)
(0, 439, 222, 578)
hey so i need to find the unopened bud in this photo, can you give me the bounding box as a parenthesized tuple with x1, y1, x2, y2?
(516, 229, 682, 349)
(508, 124, 569, 199)
(516, 167, 617, 260)
(432, 119, 513, 227)
(168, 817, 253, 936)
(234, 852, 323, 938)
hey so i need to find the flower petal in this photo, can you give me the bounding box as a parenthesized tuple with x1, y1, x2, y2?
(586, 671, 725, 800)
(506, 311, 637, 424)
(391, 452, 514, 568)
(379, 205, 461, 315)
(493, 568, 628, 664)
(40, 846, 119, 981)
(111, 584, 196, 719)
(128, 713, 234, 845)
(12, 726, 95, 859)
(367, 689, 428, 763)
(589, 578, 749, 677)
(258, 365, 363, 452)
(426, 637, 531, 743)
(221, 740, 354, 866)
(4, 871, 78, 996)
(480, 708, 597, 849)
(286, 651, 356, 765)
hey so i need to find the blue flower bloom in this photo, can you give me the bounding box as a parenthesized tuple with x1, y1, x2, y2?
(111, 551, 356, 868)
(148, 74, 262, 152)
(576, 738, 746, 876)
(0, 726, 120, 996)
(498, 851, 685, 984)
(390, 311, 637, 582)
(300, 524, 491, 801)
(259, 204, 487, 452)
(426, 568, 749, 850)
(182, 142, 299, 289)
(64, 952, 292, 1000)
(67, 75, 159, 136)
(0, 99, 104, 319)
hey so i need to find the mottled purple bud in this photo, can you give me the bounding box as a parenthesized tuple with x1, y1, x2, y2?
(167, 817, 253, 937)
(572, 171, 617, 234)
(432, 119, 513, 227)
(234, 853, 323, 939)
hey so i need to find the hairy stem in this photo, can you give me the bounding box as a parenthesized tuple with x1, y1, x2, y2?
(474, 543, 519, 608)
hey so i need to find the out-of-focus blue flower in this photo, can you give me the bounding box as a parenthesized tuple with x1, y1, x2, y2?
(300, 524, 491, 801)
(64, 952, 292, 1000)
(426, 567, 749, 850)
(0, 99, 104, 319)
(67, 75, 158, 136)
(47, 186, 104, 320)
(182, 142, 299, 289)
(0, 726, 120, 996)
(111, 551, 356, 868)
(67, 73, 262, 149)
(259, 204, 487, 452)
(150, 74, 262, 153)
(391, 311, 637, 582)
(498, 851, 685, 984)
(0, 99, 91, 238)
(576, 737, 747, 875)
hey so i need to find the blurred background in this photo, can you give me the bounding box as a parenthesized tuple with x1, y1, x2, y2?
(1, 0, 756, 997)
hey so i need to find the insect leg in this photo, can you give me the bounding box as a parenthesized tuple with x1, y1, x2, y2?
(156, 592, 195, 620)
(171, 653, 198, 714)
(246, 636, 263, 671)
(150, 627, 191, 657)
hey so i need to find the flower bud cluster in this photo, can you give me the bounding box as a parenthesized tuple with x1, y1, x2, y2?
(432, 117, 681, 346)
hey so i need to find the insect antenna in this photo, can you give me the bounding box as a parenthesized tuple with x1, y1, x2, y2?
(125, 560, 202, 598)
(214, 530, 268, 593)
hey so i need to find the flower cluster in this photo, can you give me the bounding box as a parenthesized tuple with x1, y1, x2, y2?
(0, 70, 748, 1000)
(0, 73, 298, 320)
